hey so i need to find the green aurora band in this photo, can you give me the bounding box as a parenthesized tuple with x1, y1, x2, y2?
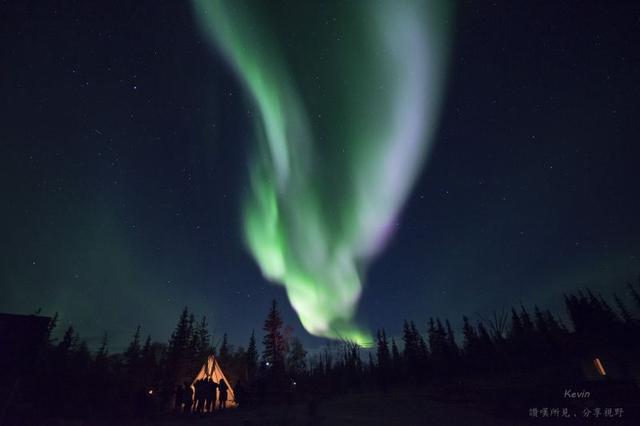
(193, 0, 452, 345)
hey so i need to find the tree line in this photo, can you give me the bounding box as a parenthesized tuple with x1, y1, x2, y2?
(11, 279, 640, 420)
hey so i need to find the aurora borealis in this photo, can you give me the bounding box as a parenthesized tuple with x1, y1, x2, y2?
(192, 0, 452, 343)
(2, 1, 640, 352)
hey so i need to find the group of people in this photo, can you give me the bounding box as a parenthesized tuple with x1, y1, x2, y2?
(174, 377, 229, 414)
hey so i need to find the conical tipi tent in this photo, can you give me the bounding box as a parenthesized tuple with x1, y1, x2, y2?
(191, 354, 237, 408)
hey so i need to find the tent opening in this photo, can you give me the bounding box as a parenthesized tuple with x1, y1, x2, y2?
(190, 354, 237, 410)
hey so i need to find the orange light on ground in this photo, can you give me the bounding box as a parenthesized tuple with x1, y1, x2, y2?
(593, 358, 606, 376)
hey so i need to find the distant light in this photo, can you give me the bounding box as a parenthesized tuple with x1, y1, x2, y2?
(292, 381, 296, 386)
(265, 362, 270, 366)
(148, 389, 154, 395)
(594, 358, 606, 376)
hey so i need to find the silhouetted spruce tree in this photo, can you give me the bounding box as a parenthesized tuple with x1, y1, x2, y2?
(507, 307, 527, 369)
(376, 330, 391, 367)
(530, 306, 551, 362)
(403, 320, 422, 381)
(185, 313, 197, 364)
(564, 290, 614, 356)
(462, 316, 479, 372)
(367, 352, 375, 380)
(401, 320, 417, 373)
(231, 345, 247, 384)
(246, 330, 259, 383)
(391, 338, 401, 378)
(462, 316, 478, 351)
(375, 329, 391, 391)
(427, 319, 439, 370)
(484, 309, 509, 342)
(520, 306, 535, 337)
(262, 300, 286, 379)
(50, 326, 78, 412)
(86, 332, 110, 412)
(140, 334, 156, 385)
(124, 325, 142, 373)
(592, 291, 621, 328)
(193, 316, 211, 361)
(164, 307, 192, 387)
(167, 308, 190, 359)
(623, 281, 640, 350)
(219, 332, 232, 367)
(71, 339, 92, 413)
(46, 312, 59, 345)
(437, 319, 448, 346)
(287, 336, 307, 377)
(58, 325, 77, 355)
(521, 306, 540, 366)
(564, 294, 580, 332)
(534, 306, 548, 335)
(628, 281, 640, 310)
(342, 340, 363, 391)
(75, 340, 91, 371)
(544, 310, 564, 336)
(614, 294, 633, 323)
(94, 332, 109, 372)
(413, 320, 429, 377)
(599, 293, 618, 320)
(509, 308, 524, 339)
(417, 332, 429, 380)
(445, 319, 460, 373)
(543, 309, 569, 362)
(141, 335, 152, 358)
(429, 319, 450, 376)
(476, 321, 495, 373)
(567, 289, 621, 345)
(320, 344, 333, 375)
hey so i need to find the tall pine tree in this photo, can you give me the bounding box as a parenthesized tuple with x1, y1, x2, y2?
(246, 330, 259, 382)
(262, 300, 286, 377)
(124, 325, 142, 372)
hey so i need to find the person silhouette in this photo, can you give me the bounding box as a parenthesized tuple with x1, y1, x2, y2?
(196, 379, 208, 414)
(182, 382, 193, 415)
(174, 384, 184, 413)
(234, 380, 245, 407)
(205, 377, 216, 413)
(218, 379, 228, 410)
(193, 380, 199, 413)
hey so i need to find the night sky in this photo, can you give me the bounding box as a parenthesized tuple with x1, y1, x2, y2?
(2, 1, 639, 352)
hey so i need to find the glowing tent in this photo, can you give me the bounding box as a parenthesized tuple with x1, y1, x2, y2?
(191, 354, 237, 408)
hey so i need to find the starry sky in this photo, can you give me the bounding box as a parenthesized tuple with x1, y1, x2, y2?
(2, 1, 639, 352)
